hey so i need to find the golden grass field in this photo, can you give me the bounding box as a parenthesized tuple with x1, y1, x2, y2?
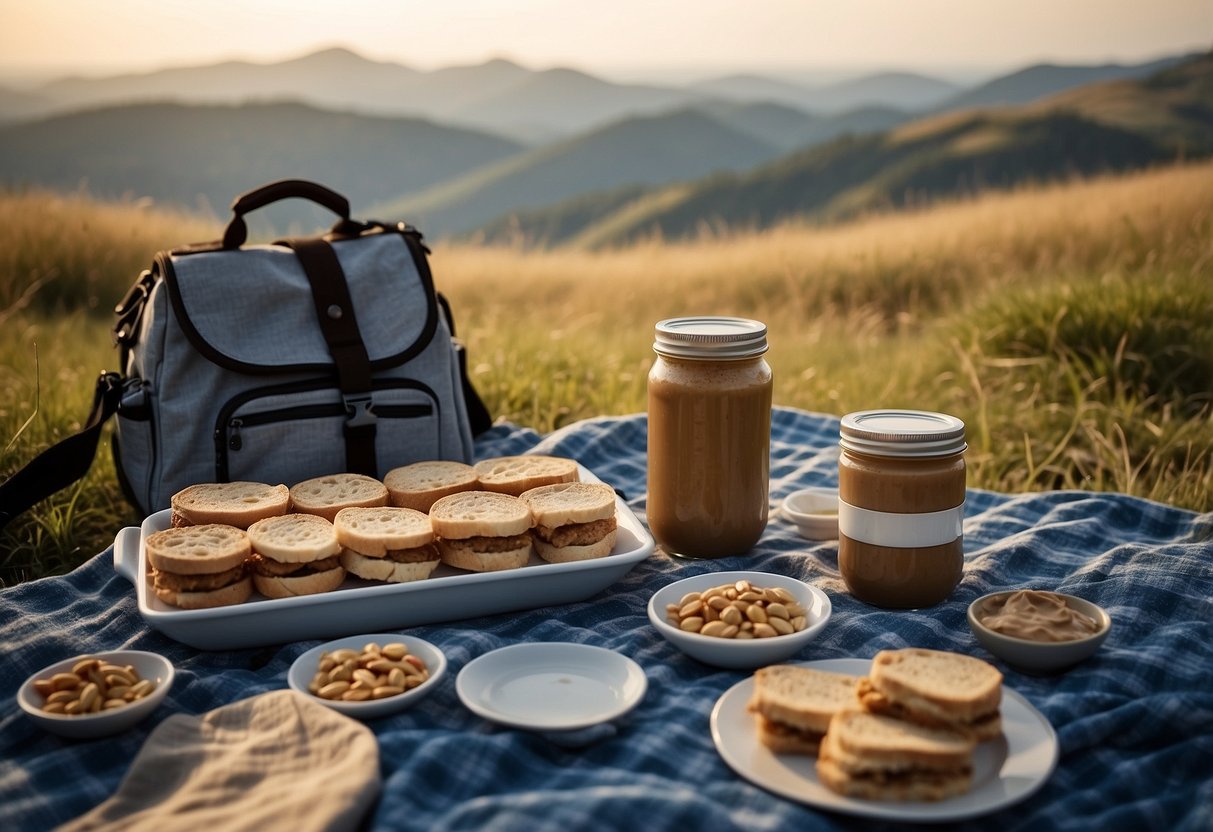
(2, 161, 1211, 583)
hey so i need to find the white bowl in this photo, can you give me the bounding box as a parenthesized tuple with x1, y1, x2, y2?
(647, 570, 832, 670)
(287, 633, 446, 719)
(781, 488, 839, 540)
(18, 650, 175, 739)
(968, 591, 1112, 674)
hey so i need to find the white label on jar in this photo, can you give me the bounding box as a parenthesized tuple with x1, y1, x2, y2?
(838, 500, 964, 548)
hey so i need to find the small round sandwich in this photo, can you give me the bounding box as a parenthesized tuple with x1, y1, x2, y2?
(519, 482, 617, 563)
(335, 506, 440, 583)
(429, 491, 534, 572)
(473, 455, 579, 497)
(145, 524, 253, 609)
(384, 460, 479, 512)
(289, 473, 389, 521)
(246, 513, 345, 599)
(170, 481, 289, 529)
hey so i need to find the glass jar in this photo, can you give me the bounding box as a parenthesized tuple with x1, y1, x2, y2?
(646, 317, 772, 559)
(837, 410, 966, 608)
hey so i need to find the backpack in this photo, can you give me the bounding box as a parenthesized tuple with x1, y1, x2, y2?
(0, 179, 491, 524)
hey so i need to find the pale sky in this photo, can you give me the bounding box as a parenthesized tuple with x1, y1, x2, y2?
(0, 0, 1209, 82)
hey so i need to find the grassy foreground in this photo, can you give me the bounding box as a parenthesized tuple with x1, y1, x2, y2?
(2, 163, 1211, 584)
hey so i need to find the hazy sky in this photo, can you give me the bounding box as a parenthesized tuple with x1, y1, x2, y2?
(0, 0, 1209, 81)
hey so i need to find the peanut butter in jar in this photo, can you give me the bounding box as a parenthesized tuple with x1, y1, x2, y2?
(837, 410, 966, 608)
(647, 317, 772, 559)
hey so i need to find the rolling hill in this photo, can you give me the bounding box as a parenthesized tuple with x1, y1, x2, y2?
(0, 100, 522, 225)
(375, 108, 781, 235)
(689, 70, 959, 112)
(468, 52, 1213, 247)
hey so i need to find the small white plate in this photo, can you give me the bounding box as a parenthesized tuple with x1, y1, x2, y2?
(287, 633, 446, 719)
(781, 487, 839, 540)
(456, 642, 647, 731)
(710, 658, 1058, 823)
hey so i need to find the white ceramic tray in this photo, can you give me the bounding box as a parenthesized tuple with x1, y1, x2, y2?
(113, 465, 654, 650)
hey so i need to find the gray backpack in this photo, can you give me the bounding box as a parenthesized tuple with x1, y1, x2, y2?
(0, 180, 491, 522)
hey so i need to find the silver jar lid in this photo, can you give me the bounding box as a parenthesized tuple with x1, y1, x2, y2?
(840, 410, 967, 457)
(653, 317, 768, 359)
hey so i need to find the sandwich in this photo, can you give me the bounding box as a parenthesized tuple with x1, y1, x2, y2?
(519, 482, 617, 563)
(169, 481, 289, 529)
(747, 665, 863, 755)
(335, 506, 440, 583)
(288, 473, 389, 521)
(816, 709, 977, 801)
(384, 460, 479, 512)
(856, 648, 1003, 741)
(429, 491, 534, 572)
(473, 455, 579, 497)
(245, 513, 345, 598)
(144, 524, 253, 609)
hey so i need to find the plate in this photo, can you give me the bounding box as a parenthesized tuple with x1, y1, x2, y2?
(112, 464, 654, 650)
(456, 642, 647, 731)
(710, 658, 1058, 823)
(286, 633, 446, 719)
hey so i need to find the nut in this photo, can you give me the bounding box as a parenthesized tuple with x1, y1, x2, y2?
(663, 580, 811, 641)
(32, 655, 159, 717)
(308, 642, 429, 705)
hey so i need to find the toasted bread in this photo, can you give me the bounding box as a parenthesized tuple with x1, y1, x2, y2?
(748, 665, 863, 738)
(333, 506, 433, 557)
(340, 548, 440, 583)
(289, 473, 389, 521)
(473, 455, 579, 496)
(145, 524, 251, 575)
(246, 513, 342, 563)
(384, 461, 479, 512)
(862, 648, 1003, 739)
(429, 491, 533, 539)
(170, 482, 289, 529)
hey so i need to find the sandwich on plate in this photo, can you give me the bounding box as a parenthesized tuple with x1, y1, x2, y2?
(473, 455, 579, 497)
(335, 506, 440, 583)
(246, 513, 345, 598)
(169, 481, 289, 529)
(289, 473, 389, 522)
(519, 482, 617, 563)
(429, 491, 534, 572)
(747, 665, 863, 755)
(384, 460, 479, 512)
(857, 648, 1003, 741)
(144, 524, 253, 609)
(816, 708, 978, 801)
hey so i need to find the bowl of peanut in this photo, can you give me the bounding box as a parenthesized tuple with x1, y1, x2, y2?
(17, 650, 174, 739)
(287, 634, 446, 719)
(647, 571, 832, 669)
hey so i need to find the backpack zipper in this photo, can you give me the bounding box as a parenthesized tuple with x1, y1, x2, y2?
(227, 402, 432, 451)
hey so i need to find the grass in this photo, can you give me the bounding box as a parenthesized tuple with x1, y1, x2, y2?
(2, 161, 1211, 585)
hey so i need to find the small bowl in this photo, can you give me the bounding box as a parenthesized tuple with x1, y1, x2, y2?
(781, 488, 839, 540)
(288, 633, 447, 719)
(18, 650, 175, 739)
(648, 570, 832, 670)
(968, 591, 1112, 674)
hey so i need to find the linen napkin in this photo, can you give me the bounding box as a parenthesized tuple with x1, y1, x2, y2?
(58, 690, 380, 832)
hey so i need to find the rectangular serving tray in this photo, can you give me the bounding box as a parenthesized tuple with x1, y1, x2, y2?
(113, 466, 654, 650)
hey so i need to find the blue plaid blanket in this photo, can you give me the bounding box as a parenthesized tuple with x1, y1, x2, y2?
(2, 408, 1211, 831)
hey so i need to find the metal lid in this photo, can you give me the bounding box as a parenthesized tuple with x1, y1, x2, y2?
(840, 410, 967, 457)
(653, 317, 768, 359)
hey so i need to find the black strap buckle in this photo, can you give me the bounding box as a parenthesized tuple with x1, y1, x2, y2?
(343, 394, 377, 429)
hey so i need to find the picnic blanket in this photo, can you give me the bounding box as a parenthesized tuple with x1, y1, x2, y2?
(2, 407, 1211, 831)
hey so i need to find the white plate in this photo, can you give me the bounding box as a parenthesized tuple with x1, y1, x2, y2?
(710, 658, 1058, 823)
(456, 642, 647, 731)
(286, 633, 446, 720)
(113, 464, 654, 650)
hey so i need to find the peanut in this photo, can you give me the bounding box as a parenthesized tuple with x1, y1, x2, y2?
(307, 641, 430, 705)
(663, 580, 812, 641)
(32, 655, 159, 716)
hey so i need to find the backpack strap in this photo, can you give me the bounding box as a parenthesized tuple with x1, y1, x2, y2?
(280, 237, 378, 477)
(0, 372, 124, 531)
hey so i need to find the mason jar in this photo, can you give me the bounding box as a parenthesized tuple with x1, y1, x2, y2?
(838, 410, 967, 608)
(646, 317, 772, 558)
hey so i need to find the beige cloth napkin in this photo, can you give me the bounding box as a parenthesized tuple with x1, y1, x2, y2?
(59, 690, 380, 832)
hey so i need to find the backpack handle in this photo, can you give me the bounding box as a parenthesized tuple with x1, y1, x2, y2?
(221, 179, 358, 249)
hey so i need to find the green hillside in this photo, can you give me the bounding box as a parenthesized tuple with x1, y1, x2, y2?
(376, 108, 780, 236)
(482, 52, 1212, 247)
(0, 100, 522, 226)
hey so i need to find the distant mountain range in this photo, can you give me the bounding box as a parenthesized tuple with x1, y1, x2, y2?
(0, 47, 1205, 243)
(471, 53, 1213, 247)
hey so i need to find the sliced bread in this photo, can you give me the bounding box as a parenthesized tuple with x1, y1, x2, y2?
(289, 473, 389, 521)
(384, 461, 479, 512)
